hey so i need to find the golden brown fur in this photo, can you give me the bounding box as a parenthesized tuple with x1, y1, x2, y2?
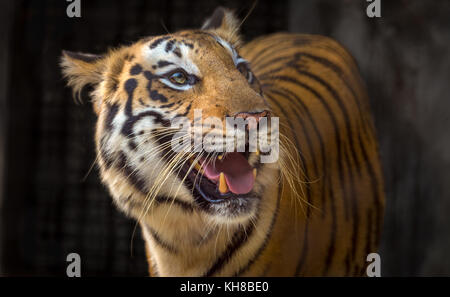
(61, 7, 384, 276)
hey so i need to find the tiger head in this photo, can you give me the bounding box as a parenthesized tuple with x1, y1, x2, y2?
(61, 7, 279, 229)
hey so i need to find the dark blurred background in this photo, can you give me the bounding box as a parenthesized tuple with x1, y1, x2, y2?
(0, 0, 449, 276)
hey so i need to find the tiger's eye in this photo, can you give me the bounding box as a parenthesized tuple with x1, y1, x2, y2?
(169, 72, 188, 85)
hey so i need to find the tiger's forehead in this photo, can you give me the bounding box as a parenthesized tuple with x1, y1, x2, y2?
(137, 31, 239, 75)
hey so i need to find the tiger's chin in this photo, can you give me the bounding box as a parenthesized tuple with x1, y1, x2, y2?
(192, 184, 261, 225)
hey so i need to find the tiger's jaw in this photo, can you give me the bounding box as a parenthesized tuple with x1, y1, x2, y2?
(180, 151, 264, 223)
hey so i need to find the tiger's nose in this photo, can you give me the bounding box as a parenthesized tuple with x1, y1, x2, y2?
(233, 110, 270, 130)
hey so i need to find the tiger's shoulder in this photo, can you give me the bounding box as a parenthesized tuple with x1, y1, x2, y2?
(241, 33, 362, 88)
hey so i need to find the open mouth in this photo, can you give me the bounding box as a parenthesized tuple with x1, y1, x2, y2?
(181, 150, 261, 205)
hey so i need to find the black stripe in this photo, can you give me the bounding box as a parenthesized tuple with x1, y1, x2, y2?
(357, 131, 383, 248)
(122, 109, 171, 137)
(106, 82, 197, 216)
(261, 76, 349, 274)
(264, 93, 311, 215)
(178, 102, 192, 117)
(266, 87, 325, 207)
(248, 35, 312, 67)
(117, 194, 145, 212)
(295, 52, 370, 136)
(295, 222, 309, 276)
(322, 179, 337, 275)
(268, 86, 338, 277)
(343, 141, 359, 273)
(257, 51, 373, 144)
(149, 36, 170, 49)
(130, 63, 143, 75)
(104, 103, 119, 131)
(138, 99, 178, 109)
(291, 38, 360, 77)
(203, 222, 256, 277)
(124, 53, 135, 62)
(121, 78, 171, 142)
(157, 101, 176, 108)
(263, 76, 350, 220)
(143, 70, 171, 103)
(181, 40, 194, 48)
(116, 151, 149, 193)
(268, 86, 336, 277)
(266, 89, 319, 201)
(263, 93, 313, 276)
(173, 47, 182, 58)
(154, 195, 194, 213)
(157, 60, 173, 68)
(345, 252, 351, 276)
(233, 181, 282, 276)
(98, 136, 114, 169)
(270, 86, 329, 218)
(143, 70, 155, 98)
(253, 55, 292, 74)
(165, 39, 175, 52)
(123, 78, 137, 116)
(150, 90, 168, 103)
(147, 226, 178, 254)
(265, 69, 362, 181)
(259, 49, 376, 273)
(113, 153, 196, 214)
(293, 68, 365, 268)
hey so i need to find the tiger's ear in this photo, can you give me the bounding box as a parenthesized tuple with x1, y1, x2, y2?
(60, 50, 105, 113)
(201, 7, 242, 47)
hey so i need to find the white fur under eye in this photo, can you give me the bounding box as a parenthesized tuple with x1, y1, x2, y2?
(247, 70, 253, 83)
(159, 78, 193, 91)
(235, 57, 248, 67)
(213, 36, 238, 62)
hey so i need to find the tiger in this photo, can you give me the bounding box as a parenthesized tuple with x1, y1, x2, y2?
(60, 7, 385, 276)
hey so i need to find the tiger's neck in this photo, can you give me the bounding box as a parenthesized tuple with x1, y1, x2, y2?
(140, 183, 282, 276)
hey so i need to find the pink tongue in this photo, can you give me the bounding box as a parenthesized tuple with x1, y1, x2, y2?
(201, 153, 255, 195)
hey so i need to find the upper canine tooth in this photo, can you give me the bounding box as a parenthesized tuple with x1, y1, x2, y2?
(219, 172, 228, 194)
(255, 149, 260, 156)
(194, 161, 204, 173)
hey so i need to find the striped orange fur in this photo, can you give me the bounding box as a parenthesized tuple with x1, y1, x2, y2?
(61, 7, 384, 276)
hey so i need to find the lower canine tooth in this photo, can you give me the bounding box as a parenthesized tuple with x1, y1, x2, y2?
(253, 168, 257, 178)
(255, 149, 260, 156)
(217, 154, 223, 160)
(219, 172, 228, 194)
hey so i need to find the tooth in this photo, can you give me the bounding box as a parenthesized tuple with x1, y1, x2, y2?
(255, 149, 260, 156)
(219, 172, 228, 194)
(253, 168, 257, 178)
(194, 161, 204, 173)
(217, 154, 223, 160)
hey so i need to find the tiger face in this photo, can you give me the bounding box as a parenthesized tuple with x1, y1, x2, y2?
(61, 8, 277, 227)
